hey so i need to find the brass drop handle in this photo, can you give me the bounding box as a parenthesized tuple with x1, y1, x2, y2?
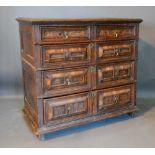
(90, 66, 96, 72)
(90, 43, 94, 48)
(67, 106, 71, 113)
(114, 48, 120, 56)
(64, 31, 69, 39)
(65, 78, 71, 85)
(114, 32, 119, 38)
(113, 95, 119, 104)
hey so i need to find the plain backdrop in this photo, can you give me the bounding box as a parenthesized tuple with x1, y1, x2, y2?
(0, 6, 155, 97)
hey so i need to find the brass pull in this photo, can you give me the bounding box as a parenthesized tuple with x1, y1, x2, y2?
(67, 106, 71, 114)
(64, 31, 69, 39)
(114, 32, 119, 38)
(90, 43, 94, 49)
(113, 95, 119, 104)
(114, 48, 120, 56)
(65, 78, 71, 85)
(90, 66, 96, 72)
(91, 91, 97, 97)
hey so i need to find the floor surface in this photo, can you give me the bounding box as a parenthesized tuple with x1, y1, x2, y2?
(0, 96, 155, 148)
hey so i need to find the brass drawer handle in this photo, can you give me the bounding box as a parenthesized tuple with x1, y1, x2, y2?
(65, 78, 71, 85)
(90, 66, 96, 72)
(64, 31, 69, 39)
(90, 43, 94, 48)
(67, 106, 71, 113)
(114, 32, 119, 38)
(114, 48, 120, 56)
(113, 95, 119, 104)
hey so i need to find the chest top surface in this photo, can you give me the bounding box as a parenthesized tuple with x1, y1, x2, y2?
(16, 18, 143, 24)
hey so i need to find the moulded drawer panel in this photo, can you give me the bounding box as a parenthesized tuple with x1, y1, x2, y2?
(43, 92, 92, 125)
(41, 26, 91, 42)
(96, 25, 136, 41)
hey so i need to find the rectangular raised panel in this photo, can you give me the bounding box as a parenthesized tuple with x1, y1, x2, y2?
(44, 92, 91, 125)
(22, 63, 36, 109)
(42, 44, 91, 68)
(43, 67, 91, 96)
(96, 25, 136, 41)
(97, 85, 135, 113)
(41, 26, 90, 42)
(20, 25, 33, 57)
(97, 62, 135, 88)
(96, 41, 135, 62)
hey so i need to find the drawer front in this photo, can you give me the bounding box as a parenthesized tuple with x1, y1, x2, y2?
(96, 25, 136, 41)
(42, 44, 91, 68)
(44, 92, 92, 125)
(41, 26, 90, 42)
(97, 85, 135, 114)
(43, 67, 91, 96)
(97, 62, 135, 88)
(96, 41, 135, 63)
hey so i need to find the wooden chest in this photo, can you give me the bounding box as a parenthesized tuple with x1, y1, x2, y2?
(17, 18, 142, 140)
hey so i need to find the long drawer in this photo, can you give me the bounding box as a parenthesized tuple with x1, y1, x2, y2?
(43, 84, 135, 126)
(36, 41, 136, 69)
(40, 61, 135, 97)
(39, 25, 137, 43)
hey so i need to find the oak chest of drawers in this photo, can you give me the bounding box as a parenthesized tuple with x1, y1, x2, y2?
(17, 18, 142, 140)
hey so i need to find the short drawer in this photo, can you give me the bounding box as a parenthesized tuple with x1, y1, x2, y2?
(43, 92, 92, 125)
(96, 41, 136, 63)
(96, 25, 136, 41)
(41, 26, 90, 42)
(43, 67, 91, 96)
(96, 61, 135, 89)
(96, 84, 135, 114)
(41, 43, 91, 68)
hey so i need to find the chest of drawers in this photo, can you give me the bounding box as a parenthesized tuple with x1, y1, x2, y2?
(17, 18, 142, 140)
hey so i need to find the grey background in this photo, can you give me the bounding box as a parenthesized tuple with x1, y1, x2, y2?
(0, 6, 155, 97)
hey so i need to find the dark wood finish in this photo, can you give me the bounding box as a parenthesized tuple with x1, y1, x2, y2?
(41, 43, 92, 69)
(16, 18, 143, 24)
(41, 26, 91, 42)
(44, 92, 92, 126)
(42, 67, 91, 96)
(96, 61, 135, 88)
(96, 25, 137, 41)
(17, 18, 142, 140)
(96, 41, 136, 63)
(96, 84, 135, 114)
